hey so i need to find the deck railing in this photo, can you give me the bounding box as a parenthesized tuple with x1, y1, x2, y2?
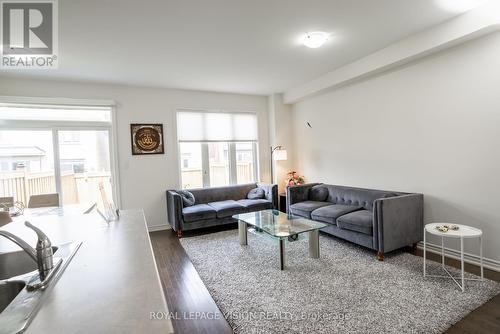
(0, 170, 111, 205)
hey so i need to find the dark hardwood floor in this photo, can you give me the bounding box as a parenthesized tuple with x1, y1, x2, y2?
(150, 227, 233, 334)
(150, 227, 500, 334)
(414, 248, 500, 334)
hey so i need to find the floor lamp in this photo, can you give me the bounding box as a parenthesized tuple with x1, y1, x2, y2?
(270, 146, 287, 184)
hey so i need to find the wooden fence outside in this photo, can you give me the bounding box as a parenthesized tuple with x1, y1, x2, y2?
(0, 170, 111, 206)
(181, 162, 254, 189)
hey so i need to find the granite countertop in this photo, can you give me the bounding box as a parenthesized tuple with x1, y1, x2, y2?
(0, 209, 174, 334)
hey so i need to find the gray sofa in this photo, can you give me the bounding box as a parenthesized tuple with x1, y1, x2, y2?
(286, 183, 423, 260)
(167, 183, 278, 237)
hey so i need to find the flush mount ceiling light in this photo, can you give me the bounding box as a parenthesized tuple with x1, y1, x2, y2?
(301, 31, 329, 49)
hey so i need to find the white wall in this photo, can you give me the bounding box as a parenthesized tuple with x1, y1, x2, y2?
(292, 31, 500, 263)
(0, 77, 269, 229)
(268, 94, 294, 194)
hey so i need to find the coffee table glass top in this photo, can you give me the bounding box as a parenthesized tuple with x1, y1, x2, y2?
(233, 209, 327, 238)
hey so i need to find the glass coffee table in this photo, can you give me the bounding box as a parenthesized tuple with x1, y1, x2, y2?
(233, 209, 328, 270)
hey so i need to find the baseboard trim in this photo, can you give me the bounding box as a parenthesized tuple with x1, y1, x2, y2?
(417, 241, 500, 273)
(148, 224, 172, 232)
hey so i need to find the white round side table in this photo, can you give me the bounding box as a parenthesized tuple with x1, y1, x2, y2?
(423, 223, 483, 292)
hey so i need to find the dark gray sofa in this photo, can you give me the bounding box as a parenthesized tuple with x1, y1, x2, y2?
(167, 183, 278, 237)
(286, 183, 423, 260)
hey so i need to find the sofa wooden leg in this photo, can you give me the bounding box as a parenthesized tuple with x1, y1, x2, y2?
(176, 229, 183, 238)
(377, 251, 385, 261)
(411, 242, 418, 254)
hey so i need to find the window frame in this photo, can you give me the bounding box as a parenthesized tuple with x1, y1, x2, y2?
(0, 97, 121, 207)
(176, 108, 260, 189)
(178, 141, 259, 189)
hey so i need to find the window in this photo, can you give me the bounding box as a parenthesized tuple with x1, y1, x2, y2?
(57, 130, 113, 205)
(0, 101, 118, 209)
(59, 131, 81, 143)
(235, 142, 257, 184)
(0, 130, 56, 202)
(208, 142, 229, 187)
(179, 142, 203, 189)
(0, 104, 111, 122)
(177, 110, 258, 189)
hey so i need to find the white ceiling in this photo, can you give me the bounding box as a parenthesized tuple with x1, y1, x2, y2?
(0, 0, 487, 95)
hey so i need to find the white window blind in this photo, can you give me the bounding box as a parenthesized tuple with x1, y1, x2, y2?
(0, 103, 111, 122)
(177, 111, 258, 142)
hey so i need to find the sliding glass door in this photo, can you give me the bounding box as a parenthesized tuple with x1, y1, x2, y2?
(0, 102, 117, 208)
(0, 130, 56, 205)
(58, 130, 112, 206)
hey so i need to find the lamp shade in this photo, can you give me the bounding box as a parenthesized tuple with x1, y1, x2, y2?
(273, 149, 287, 161)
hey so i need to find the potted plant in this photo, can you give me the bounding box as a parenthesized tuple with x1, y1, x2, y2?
(285, 170, 305, 188)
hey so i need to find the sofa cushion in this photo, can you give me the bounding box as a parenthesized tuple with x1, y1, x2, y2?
(324, 185, 397, 211)
(309, 185, 329, 202)
(289, 201, 331, 219)
(336, 210, 373, 235)
(311, 204, 362, 225)
(208, 200, 246, 218)
(247, 187, 265, 200)
(182, 204, 216, 223)
(177, 190, 195, 207)
(188, 184, 257, 204)
(237, 199, 272, 211)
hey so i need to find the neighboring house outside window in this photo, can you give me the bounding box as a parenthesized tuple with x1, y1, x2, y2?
(0, 102, 118, 209)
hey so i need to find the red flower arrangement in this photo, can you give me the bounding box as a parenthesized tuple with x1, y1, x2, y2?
(285, 170, 305, 187)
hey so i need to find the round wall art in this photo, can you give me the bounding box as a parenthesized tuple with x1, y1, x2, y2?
(130, 124, 164, 155)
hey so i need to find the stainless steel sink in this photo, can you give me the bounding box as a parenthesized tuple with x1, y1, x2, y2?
(0, 281, 25, 313)
(0, 242, 81, 334)
(0, 247, 58, 281)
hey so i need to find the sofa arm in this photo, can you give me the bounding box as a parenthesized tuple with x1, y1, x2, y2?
(286, 183, 322, 213)
(374, 193, 423, 253)
(257, 183, 278, 210)
(166, 190, 183, 231)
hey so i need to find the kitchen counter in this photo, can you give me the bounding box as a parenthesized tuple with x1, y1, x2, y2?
(0, 209, 174, 334)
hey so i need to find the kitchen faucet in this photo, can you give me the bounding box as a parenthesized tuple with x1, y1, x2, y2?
(0, 221, 54, 281)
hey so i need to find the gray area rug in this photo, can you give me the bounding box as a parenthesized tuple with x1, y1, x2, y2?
(180, 230, 500, 334)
